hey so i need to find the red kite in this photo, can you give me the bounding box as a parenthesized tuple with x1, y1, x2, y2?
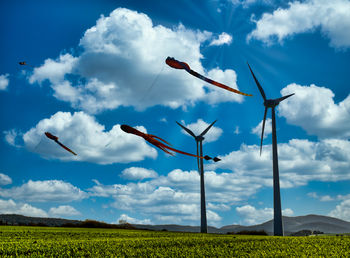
(45, 132, 77, 156)
(120, 124, 220, 162)
(166, 57, 252, 97)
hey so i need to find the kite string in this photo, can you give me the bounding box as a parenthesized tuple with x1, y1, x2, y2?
(140, 64, 165, 102)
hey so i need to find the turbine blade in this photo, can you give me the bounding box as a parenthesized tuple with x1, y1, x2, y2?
(176, 121, 196, 138)
(200, 120, 217, 137)
(276, 93, 295, 104)
(260, 107, 268, 156)
(247, 62, 267, 101)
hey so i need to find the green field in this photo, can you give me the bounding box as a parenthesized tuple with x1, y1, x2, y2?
(0, 226, 349, 257)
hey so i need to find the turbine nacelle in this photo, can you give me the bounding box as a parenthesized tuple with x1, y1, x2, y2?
(263, 94, 294, 108)
(264, 99, 279, 108)
(176, 120, 217, 143)
(196, 135, 205, 141)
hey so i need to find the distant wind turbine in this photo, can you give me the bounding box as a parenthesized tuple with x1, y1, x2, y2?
(176, 120, 218, 233)
(247, 63, 294, 236)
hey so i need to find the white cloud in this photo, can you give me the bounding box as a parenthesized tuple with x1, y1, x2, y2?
(209, 32, 233, 46)
(0, 180, 87, 202)
(329, 199, 350, 221)
(49, 205, 81, 217)
(320, 195, 334, 202)
(28, 8, 246, 113)
(307, 192, 318, 199)
(121, 167, 158, 180)
(0, 199, 47, 217)
(116, 214, 152, 225)
(160, 117, 167, 123)
(202, 68, 244, 104)
(88, 168, 262, 226)
(4, 129, 22, 148)
(279, 83, 350, 139)
(234, 126, 240, 135)
(0, 173, 12, 186)
(236, 204, 293, 225)
(308, 192, 350, 202)
(251, 118, 272, 139)
(17, 111, 156, 164)
(0, 74, 9, 90)
(207, 202, 231, 211)
(88, 131, 350, 225)
(247, 0, 350, 48)
(179, 119, 223, 143)
(231, 0, 272, 8)
(209, 138, 350, 188)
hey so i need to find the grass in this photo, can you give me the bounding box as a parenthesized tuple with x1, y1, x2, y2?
(1, 226, 350, 257)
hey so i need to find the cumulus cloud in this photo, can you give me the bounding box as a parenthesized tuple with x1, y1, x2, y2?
(209, 32, 233, 46)
(329, 199, 350, 221)
(209, 138, 350, 188)
(116, 214, 152, 225)
(179, 119, 223, 143)
(234, 126, 241, 135)
(14, 111, 156, 164)
(4, 129, 22, 148)
(0, 173, 12, 186)
(88, 168, 264, 225)
(0, 199, 47, 217)
(49, 205, 81, 217)
(236, 204, 293, 225)
(279, 83, 350, 139)
(251, 118, 272, 139)
(202, 68, 243, 104)
(28, 8, 245, 113)
(0, 180, 87, 202)
(0, 74, 9, 90)
(247, 0, 350, 48)
(308, 192, 350, 202)
(89, 132, 350, 225)
(231, 0, 273, 8)
(121, 167, 158, 180)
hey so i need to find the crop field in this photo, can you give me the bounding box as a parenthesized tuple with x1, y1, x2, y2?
(0, 226, 350, 257)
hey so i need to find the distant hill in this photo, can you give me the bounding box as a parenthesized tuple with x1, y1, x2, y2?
(0, 214, 81, 227)
(134, 215, 350, 235)
(0, 214, 134, 229)
(1, 214, 350, 235)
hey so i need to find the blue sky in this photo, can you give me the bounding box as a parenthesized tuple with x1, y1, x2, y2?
(1, 0, 350, 226)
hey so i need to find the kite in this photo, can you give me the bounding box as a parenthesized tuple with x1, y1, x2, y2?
(166, 57, 253, 97)
(120, 124, 220, 162)
(19, 61, 34, 68)
(45, 132, 77, 156)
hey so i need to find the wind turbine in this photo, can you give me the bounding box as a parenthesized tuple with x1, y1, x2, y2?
(176, 120, 218, 233)
(247, 63, 294, 236)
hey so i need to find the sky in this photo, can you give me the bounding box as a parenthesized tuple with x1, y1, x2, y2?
(1, 0, 350, 227)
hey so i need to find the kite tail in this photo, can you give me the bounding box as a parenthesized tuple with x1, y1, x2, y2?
(160, 143, 217, 161)
(187, 69, 253, 97)
(148, 134, 172, 146)
(158, 145, 175, 156)
(203, 155, 221, 162)
(56, 140, 77, 156)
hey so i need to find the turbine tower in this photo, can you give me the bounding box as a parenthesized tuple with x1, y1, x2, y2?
(247, 63, 294, 236)
(176, 120, 217, 233)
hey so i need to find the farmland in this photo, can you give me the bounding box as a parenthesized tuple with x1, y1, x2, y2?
(1, 226, 350, 256)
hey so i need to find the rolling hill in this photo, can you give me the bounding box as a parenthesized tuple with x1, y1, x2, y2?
(1, 214, 350, 235)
